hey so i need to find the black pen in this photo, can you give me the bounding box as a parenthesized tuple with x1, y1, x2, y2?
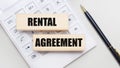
(80, 5, 120, 65)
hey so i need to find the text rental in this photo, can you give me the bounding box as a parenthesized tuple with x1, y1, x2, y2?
(28, 17, 57, 26)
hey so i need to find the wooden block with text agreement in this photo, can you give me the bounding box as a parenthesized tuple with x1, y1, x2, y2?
(33, 34, 85, 51)
(16, 14, 68, 31)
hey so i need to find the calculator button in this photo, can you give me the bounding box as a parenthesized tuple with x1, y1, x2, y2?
(39, 0, 46, 4)
(59, 6, 71, 14)
(23, 43, 33, 54)
(53, 0, 65, 8)
(36, 0, 47, 7)
(15, 9, 25, 14)
(28, 52, 41, 61)
(10, 27, 22, 37)
(4, 16, 15, 29)
(68, 15, 76, 24)
(69, 24, 84, 34)
(25, 2, 37, 13)
(42, 4, 54, 13)
(17, 34, 31, 46)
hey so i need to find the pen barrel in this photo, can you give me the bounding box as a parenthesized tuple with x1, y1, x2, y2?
(84, 11, 120, 65)
(85, 12, 111, 47)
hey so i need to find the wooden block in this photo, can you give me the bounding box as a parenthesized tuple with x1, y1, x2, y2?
(16, 14, 68, 31)
(33, 34, 85, 51)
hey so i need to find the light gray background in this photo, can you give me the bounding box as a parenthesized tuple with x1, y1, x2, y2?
(0, 0, 120, 68)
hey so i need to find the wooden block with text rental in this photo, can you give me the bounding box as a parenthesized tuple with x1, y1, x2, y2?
(33, 34, 85, 51)
(16, 14, 68, 31)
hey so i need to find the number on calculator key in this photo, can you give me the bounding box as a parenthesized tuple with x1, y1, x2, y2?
(69, 24, 84, 34)
(54, 0, 65, 8)
(68, 14, 76, 24)
(28, 52, 41, 61)
(25, 2, 37, 13)
(17, 34, 32, 46)
(42, 4, 54, 13)
(22, 43, 33, 54)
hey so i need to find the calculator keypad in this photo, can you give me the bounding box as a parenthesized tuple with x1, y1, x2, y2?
(0, 0, 83, 63)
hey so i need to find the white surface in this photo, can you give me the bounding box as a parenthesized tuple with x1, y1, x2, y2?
(0, 0, 119, 68)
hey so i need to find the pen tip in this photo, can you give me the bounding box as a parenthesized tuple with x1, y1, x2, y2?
(80, 5, 87, 12)
(115, 49, 120, 56)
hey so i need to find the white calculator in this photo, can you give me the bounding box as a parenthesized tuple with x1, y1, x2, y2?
(0, 0, 96, 68)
